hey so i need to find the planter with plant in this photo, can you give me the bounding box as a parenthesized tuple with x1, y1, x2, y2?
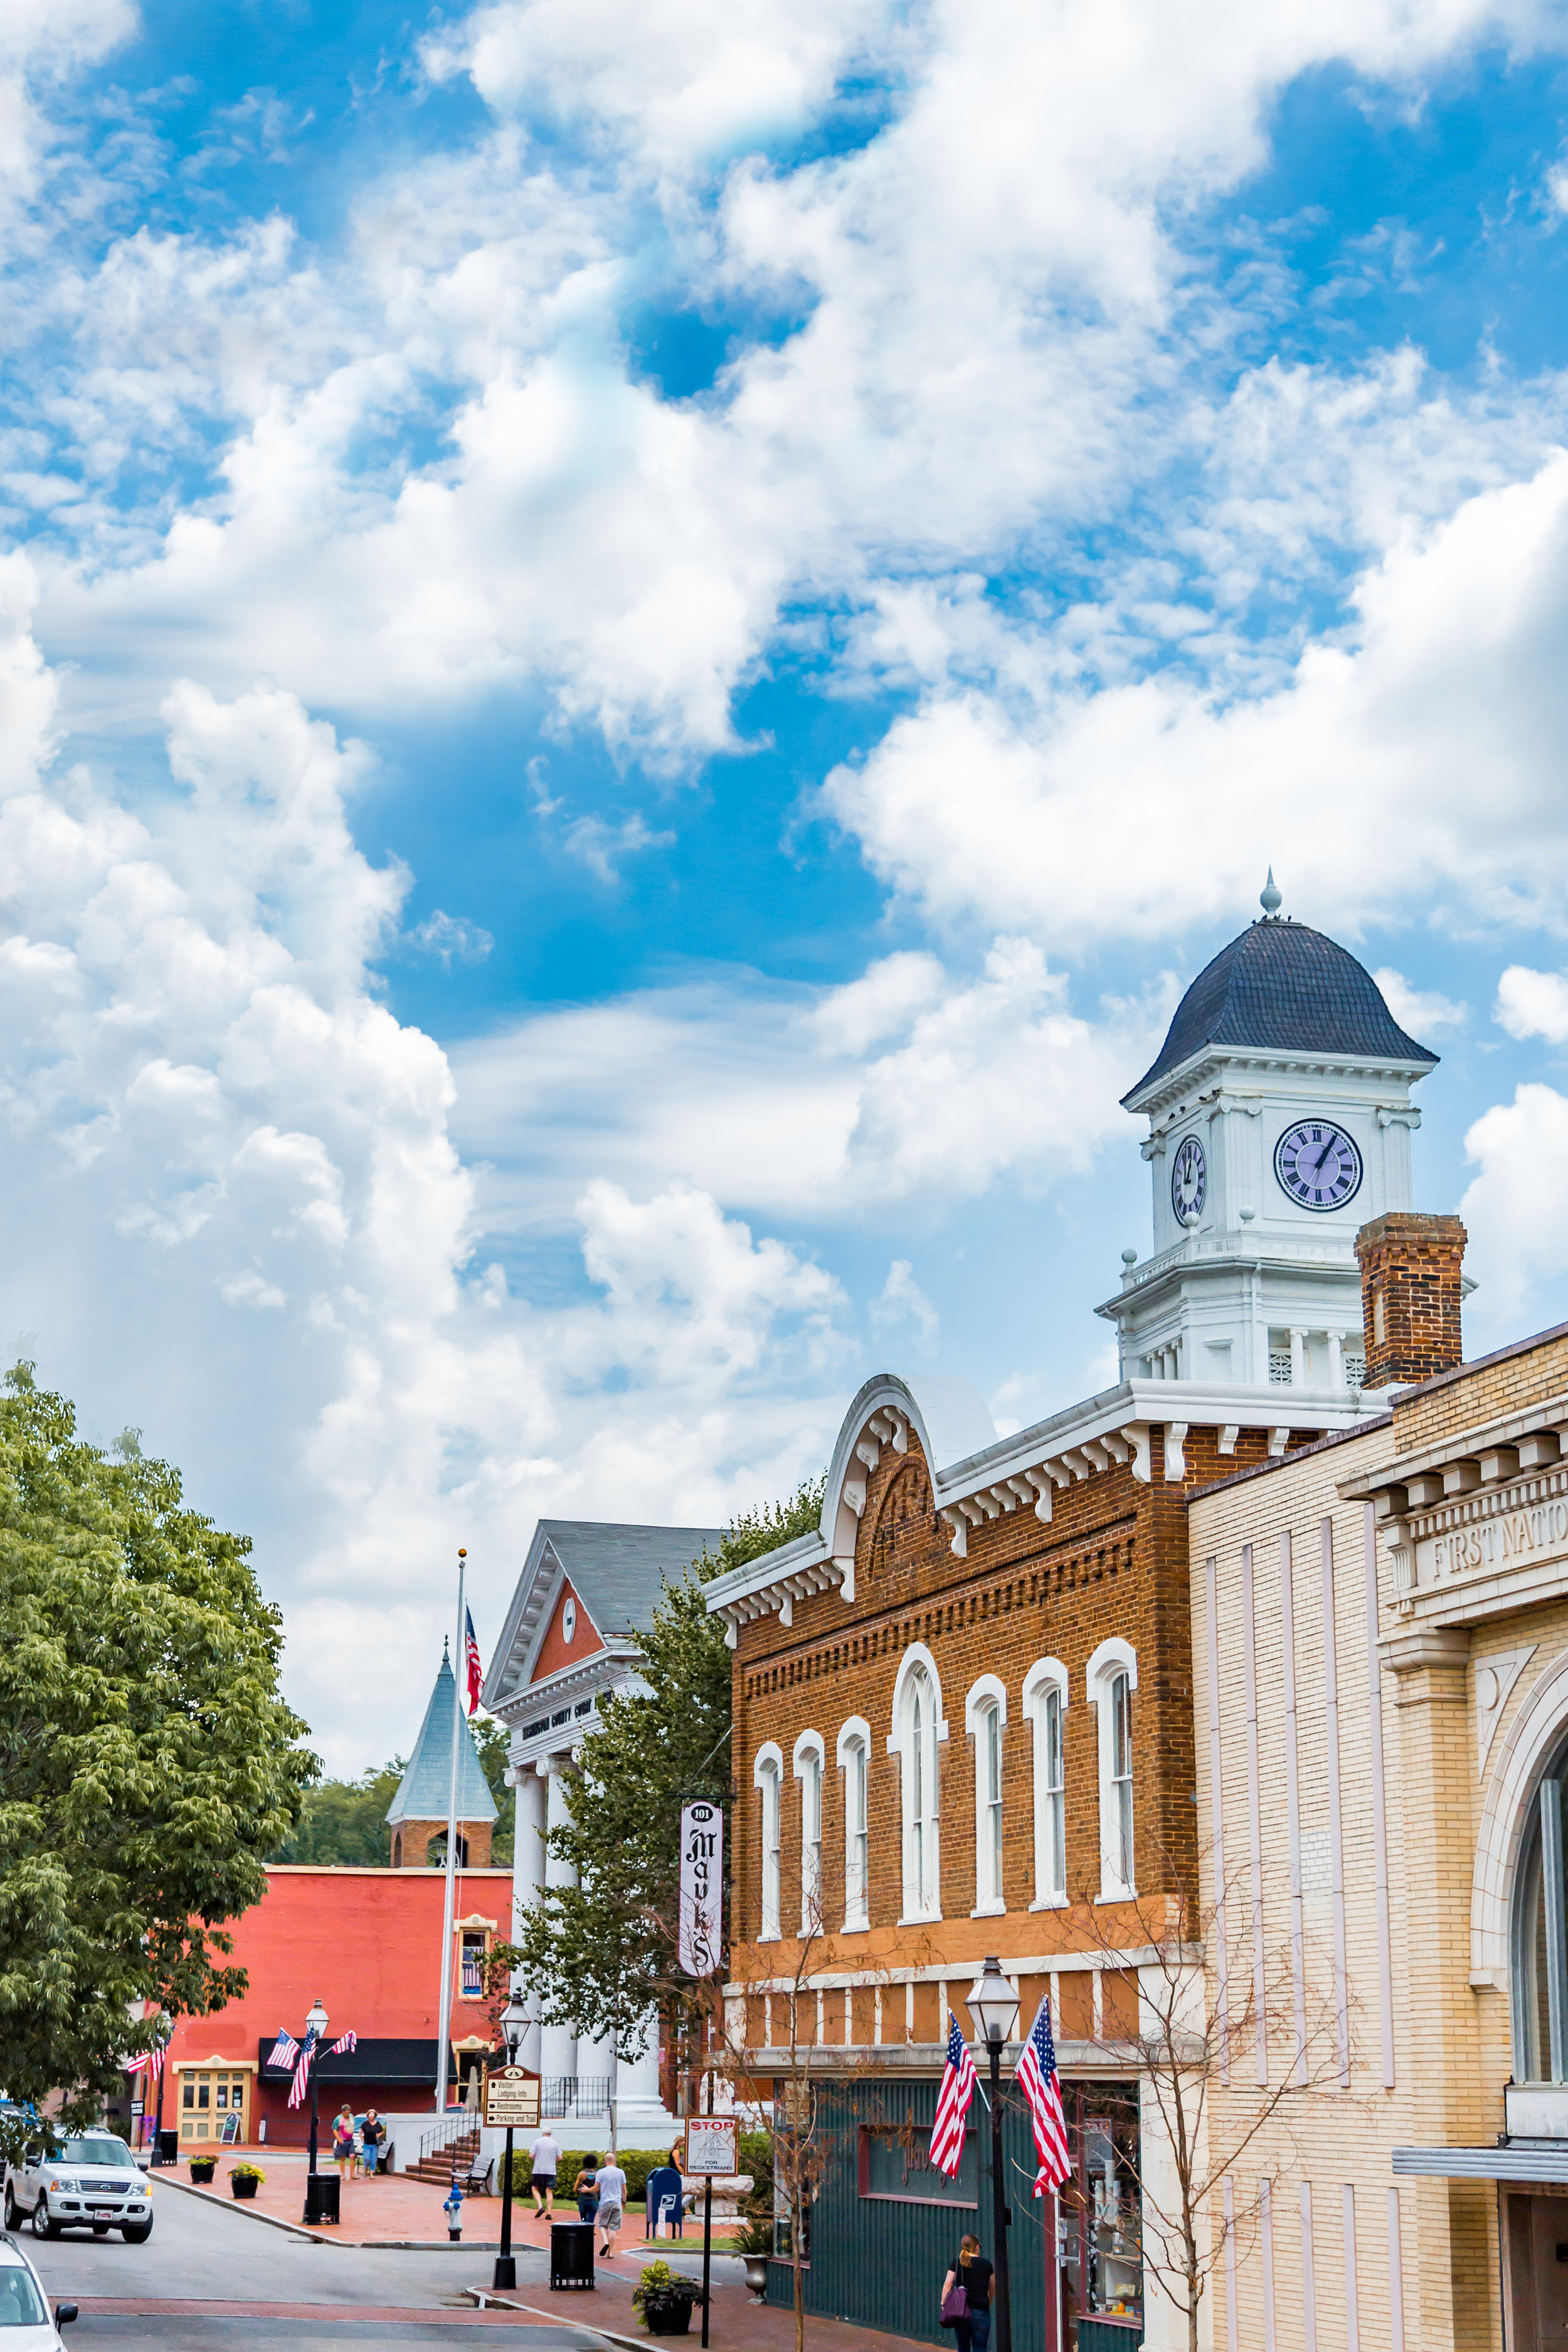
(230, 2163, 265, 2200)
(188, 2155, 216, 2183)
(632, 2260, 703, 2337)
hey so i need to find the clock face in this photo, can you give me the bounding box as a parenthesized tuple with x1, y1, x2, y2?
(1274, 1120, 1363, 1212)
(1170, 1134, 1206, 1223)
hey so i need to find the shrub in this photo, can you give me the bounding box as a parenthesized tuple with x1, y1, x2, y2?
(632, 2259, 701, 2321)
(509, 2145, 672, 2206)
(230, 2162, 266, 2183)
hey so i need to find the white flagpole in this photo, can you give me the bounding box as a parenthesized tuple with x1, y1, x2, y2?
(434, 1547, 467, 2115)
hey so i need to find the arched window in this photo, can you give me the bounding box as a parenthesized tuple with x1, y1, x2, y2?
(793, 1732, 825, 1935)
(1023, 1658, 1069, 1908)
(1087, 1640, 1138, 1900)
(890, 1648, 945, 1922)
(837, 1717, 871, 1932)
(1513, 1739, 1568, 2084)
(965, 1677, 1008, 1916)
(755, 1743, 783, 1941)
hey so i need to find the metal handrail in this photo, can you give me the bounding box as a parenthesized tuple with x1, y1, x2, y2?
(540, 2076, 613, 2117)
(419, 2109, 480, 2166)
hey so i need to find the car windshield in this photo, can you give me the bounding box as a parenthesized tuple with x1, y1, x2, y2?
(60, 2136, 133, 2169)
(0, 2268, 48, 2326)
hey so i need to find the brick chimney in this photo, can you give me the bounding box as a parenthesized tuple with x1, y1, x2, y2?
(1354, 1212, 1466, 1387)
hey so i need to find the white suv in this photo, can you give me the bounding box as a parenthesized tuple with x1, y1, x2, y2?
(3, 2133, 152, 2243)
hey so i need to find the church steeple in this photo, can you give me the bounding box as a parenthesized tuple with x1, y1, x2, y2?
(384, 1648, 497, 1868)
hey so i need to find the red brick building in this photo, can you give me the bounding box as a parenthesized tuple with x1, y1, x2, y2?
(706, 894, 1451, 2352)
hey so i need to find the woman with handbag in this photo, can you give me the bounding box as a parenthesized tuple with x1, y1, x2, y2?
(940, 2235, 993, 2352)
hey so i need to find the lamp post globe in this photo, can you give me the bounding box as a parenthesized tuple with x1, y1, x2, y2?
(501, 1988, 528, 2062)
(966, 1959, 1018, 2352)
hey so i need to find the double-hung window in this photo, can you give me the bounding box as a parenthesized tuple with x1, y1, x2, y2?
(1087, 1641, 1137, 1900)
(755, 1746, 783, 1941)
(966, 1677, 1008, 1915)
(894, 1652, 943, 1922)
(794, 1734, 824, 1934)
(838, 1719, 871, 1931)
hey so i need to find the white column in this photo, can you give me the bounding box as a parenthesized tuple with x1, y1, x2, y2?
(613, 2010, 679, 2143)
(1327, 1330, 1344, 1390)
(1290, 1327, 1306, 1387)
(511, 1766, 549, 2072)
(539, 1762, 578, 2097)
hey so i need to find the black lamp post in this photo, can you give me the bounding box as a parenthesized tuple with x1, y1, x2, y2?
(304, 1996, 329, 2177)
(492, 1989, 529, 2293)
(967, 1957, 1019, 2352)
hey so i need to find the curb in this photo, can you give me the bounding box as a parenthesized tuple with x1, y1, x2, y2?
(155, 2171, 504, 2251)
(464, 2289, 647, 2350)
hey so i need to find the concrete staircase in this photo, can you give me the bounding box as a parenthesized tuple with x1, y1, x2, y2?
(404, 2126, 480, 2184)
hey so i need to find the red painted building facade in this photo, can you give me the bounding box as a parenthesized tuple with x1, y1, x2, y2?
(156, 1863, 512, 2151)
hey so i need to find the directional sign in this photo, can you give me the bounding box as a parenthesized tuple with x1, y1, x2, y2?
(484, 2065, 542, 2129)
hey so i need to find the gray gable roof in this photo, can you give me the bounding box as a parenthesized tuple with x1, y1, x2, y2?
(386, 1649, 498, 1828)
(1124, 917, 1438, 1106)
(533, 1520, 723, 1641)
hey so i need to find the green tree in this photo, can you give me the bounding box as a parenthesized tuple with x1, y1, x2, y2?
(0, 1365, 312, 2137)
(269, 1759, 405, 1865)
(508, 1481, 823, 2057)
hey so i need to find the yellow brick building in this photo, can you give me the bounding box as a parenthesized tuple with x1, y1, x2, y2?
(1190, 1318, 1568, 2350)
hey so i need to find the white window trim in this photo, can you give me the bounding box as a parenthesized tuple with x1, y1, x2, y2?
(964, 1675, 1009, 1919)
(754, 1740, 784, 1942)
(887, 1643, 948, 1925)
(836, 1715, 872, 1933)
(1086, 1639, 1138, 1901)
(792, 1730, 825, 1937)
(1023, 1657, 1070, 1911)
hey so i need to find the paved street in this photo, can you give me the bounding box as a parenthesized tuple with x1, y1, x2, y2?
(16, 2175, 593, 2351)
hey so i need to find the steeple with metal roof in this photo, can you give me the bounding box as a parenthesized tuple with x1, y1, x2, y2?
(384, 1645, 497, 1867)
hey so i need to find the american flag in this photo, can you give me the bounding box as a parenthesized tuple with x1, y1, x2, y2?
(287, 2025, 319, 2110)
(124, 2046, 164, 2087)
(1015, 1996, 1071, 2196)
(928, 2010, 977, 2179)
(329, 2031, 358, 2057)
(268, 2030, 301, 2072)
(464, 1608, 484, 1715)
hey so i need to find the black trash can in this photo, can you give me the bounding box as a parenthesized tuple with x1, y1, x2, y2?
(152, 2130, 179, 2168)
(304, 2172, 341, 2226)
(550, 2222, 595, 2289)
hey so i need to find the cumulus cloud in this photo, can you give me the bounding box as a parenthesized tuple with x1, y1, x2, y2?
(1496, 964, 1568, 1044)
(871, 1258, 939, 1352)
(408, 910, 495, 967)
(1372, 968, 1468, 1034)
(1461, 1083, 1568, 1323)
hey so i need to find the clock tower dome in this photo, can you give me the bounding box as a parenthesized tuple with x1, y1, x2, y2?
(1098, 879, 1441, 1402)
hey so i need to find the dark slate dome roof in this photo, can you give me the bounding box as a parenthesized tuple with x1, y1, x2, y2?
(1123, 918, 1438, 1106)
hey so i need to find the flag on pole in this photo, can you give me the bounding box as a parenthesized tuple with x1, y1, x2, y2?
(328, 2031, 358, 2057)
(267, 2030, 301, 2072)
(928, 2010, 978, 2180)
(1015, 1995, 1072, 2195)
(124, 2047, 164, 2087)
(464, 1608, 484, 1715)
(288, 2024, 319, 2111)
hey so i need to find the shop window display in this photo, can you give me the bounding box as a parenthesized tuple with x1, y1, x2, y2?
(1057, 2081, 1142, 2342)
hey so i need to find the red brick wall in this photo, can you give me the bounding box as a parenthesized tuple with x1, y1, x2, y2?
(1355, 1210, 1466, 1385)
(729, 1416, 1312, 1996)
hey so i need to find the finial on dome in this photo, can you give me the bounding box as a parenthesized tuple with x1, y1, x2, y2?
(1259, 867, 1282, 917)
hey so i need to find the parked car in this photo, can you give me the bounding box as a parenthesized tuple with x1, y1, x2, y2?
(0, 2230, 77, 2342)
(4, 2132, 152, 2243)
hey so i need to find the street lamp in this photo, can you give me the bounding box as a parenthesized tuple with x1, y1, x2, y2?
(492, 1988, 530, 2294)
(304, 1998, 329, 2180)
(967, 1957, 1019, 2352)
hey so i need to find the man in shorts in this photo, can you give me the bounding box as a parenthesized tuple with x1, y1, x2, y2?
(594, 2149, 628, 2259)
(529, 2126, 562, 2218)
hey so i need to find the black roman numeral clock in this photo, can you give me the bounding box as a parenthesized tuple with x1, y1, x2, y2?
(1273, 1120, 1364, 1211)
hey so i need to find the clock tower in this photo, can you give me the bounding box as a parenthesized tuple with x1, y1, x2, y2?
(1098, 879, 1441, 1401)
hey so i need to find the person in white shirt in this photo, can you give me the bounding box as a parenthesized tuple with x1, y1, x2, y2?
(594, 2151, 628, 2257)
(529, 2127, 563, 2218)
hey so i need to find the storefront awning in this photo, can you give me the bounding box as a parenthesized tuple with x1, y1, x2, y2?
(1393, 2144, 1568, 2184)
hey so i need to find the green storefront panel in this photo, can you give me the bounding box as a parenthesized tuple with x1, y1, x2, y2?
(761, 2079, 1060, 2349)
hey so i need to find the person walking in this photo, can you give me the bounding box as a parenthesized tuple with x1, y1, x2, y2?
(594, 2150, 627, 2260)
(361, 2111, 384, 2176)
(528, 2126, 562, 2218)
(940, 2235, 993, 2352)
(575, 2154, 601, 2225)
(331, 2107, 356, 2181)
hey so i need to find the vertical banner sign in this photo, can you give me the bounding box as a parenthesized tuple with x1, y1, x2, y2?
(679, 1800, 724, 1976)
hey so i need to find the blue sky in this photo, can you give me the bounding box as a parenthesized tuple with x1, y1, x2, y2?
(7, 0, 1568, 1767)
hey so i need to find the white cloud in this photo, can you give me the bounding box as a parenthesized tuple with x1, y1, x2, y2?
(870, 1258, 938, 1352)
(563, 810, 675, 883)
(1496, 964, 1568, 1044)
(1461, 1082, 1568, 1324)
(221, 1270, 287, 1310)
(822, 455, 1568, 948)
(408, 910, 494, 967)
(1372, 968, 1468, 1034)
